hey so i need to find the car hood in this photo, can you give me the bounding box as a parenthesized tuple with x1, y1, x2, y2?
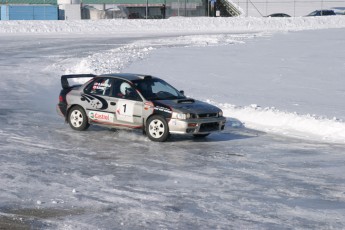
(154, 98, 221, 114)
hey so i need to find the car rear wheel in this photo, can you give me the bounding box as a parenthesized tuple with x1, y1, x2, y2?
(146, 115, 169, 142)
(193, 133, 210, 138)
(68, 106, 90, 131)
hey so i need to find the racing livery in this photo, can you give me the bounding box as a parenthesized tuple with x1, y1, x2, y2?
(57, 73, 226, 142)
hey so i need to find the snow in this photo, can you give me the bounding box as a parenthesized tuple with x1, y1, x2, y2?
(1, 16, 345, 35)
(1, 16, 345, 229)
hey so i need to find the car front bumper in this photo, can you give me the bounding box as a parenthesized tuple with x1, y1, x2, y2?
(168, 117, 226, 134)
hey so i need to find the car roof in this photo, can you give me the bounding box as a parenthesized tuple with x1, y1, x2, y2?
(267, 13, 290, 16)
(98, 73, 158, 82)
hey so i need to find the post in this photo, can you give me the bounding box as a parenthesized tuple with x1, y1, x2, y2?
(208, 0, 209, 17)
(185, 0, 187, 17)
(178, 0, 180, 16)
(161, 2, 166, 19)
(146, 0, 148, 19)
(246, 0, 248, 17)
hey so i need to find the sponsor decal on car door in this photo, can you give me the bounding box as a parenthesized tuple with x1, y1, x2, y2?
(116, 99, 135, 123)
(86, 96, 117, 124)
(88, 111, 115, 123)
(81, 77, 117, 124)
(115, 99, 143, 127)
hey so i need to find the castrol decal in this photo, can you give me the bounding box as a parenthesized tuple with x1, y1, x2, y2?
(89, 111, 114, 122)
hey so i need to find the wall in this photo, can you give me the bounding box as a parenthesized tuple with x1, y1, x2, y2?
(0, 5, 58, 20)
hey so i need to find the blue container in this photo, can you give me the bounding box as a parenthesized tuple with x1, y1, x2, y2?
(1, 6, 7, 20)
(33, 5, 58, 20)
(1, 5, 58, 20)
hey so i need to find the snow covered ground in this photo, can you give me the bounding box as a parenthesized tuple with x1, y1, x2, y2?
(1, 17, 345, 229)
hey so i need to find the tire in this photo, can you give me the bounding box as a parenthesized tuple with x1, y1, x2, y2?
(68, 106, 90, 131)
(193, 133, 210, 138)
(146, 115, 169, 142)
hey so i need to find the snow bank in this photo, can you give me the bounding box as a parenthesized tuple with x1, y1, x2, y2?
(221, 103, 345, 144)
(61, 33, 254, 75)
(1, 16, 345, 35)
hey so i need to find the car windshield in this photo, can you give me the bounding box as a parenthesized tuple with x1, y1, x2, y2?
(308, 11, 318, 16)
(133, 78, 186, 100)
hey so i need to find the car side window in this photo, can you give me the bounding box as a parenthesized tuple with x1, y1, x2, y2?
(84, 78, 113, 96)
(111, 79, 142, 101)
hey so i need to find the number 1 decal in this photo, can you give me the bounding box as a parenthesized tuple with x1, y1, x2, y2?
(116, 100, 134, 122)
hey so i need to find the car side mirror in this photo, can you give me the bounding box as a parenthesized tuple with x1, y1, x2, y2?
(179, 90, 185, 95)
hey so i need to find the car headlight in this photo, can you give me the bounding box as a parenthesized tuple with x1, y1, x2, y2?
(218, 110, 223, 117)
(172, 112, 190, 120)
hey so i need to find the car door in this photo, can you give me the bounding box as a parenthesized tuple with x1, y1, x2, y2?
(82, 77, 117, 125)
(110, 79, 144, 129)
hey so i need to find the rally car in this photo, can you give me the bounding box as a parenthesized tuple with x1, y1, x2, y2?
(57, 73, 226, 142)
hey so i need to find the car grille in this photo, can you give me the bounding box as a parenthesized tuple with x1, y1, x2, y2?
(197, 113, 218, 118)
(199, 122, 219, 132)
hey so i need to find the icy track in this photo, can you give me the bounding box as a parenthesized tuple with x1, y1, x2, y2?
(56, 31, 345, 144)
(0, 17, 345, 229)
(7, 16, 340, 144)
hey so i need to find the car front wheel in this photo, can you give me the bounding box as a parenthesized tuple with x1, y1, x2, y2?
(68, 106, 90, 131)
(146, 115, 169, 142)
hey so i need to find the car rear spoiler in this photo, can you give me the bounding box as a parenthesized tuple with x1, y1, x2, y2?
(61, 74, 96, 89)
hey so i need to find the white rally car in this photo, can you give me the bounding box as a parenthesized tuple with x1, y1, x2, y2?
(57, 73, 226, 142)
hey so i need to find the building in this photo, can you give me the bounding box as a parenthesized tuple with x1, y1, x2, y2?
(0, 0, 242, 20)
(2, 0, 345, 20)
